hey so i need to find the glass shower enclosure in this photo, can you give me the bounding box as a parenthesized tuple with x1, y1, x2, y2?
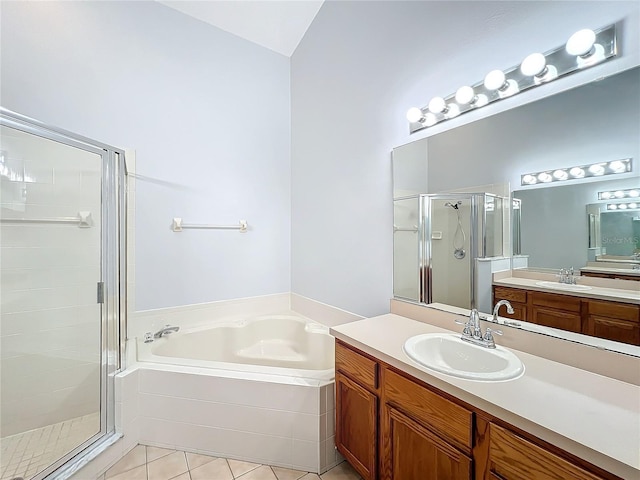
(393, 193, 505, 310)
(0, 108, 126, 480)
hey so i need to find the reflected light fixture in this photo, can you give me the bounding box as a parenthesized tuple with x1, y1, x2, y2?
(598, 188, 640, 200)
(520, 158, 632, 186)
(407, 24, 617, 134)
(607, 202, 640, 211)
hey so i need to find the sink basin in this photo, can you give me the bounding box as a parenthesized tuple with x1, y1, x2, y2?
(535, 281, 592, 291)
(403, 333, 524, 381)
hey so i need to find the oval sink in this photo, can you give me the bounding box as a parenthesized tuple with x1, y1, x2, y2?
(535, 281, 592, 291)
(403, 333, 524, 381)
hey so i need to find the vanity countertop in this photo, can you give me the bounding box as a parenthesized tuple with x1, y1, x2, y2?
(330, 313, 640, 480)
(493, 275, 640, 304)
(580, 265, 640, 277)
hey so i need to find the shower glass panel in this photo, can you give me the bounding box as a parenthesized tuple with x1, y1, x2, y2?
(427, 196, 473, 309)
(393, 197, 422, 302)
(1, 110, 124, 480)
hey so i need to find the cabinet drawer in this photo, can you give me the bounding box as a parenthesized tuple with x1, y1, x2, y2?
(586, 315, 640, 346)
(489, 423, 604, 480)
(335, 341, 378, 391)
(586, 300, 639, 322)
(493, 286, 527, 304)
(384, 368, 473, 452)
(532, 291, 581, 313)
(532, 307, 582, 333)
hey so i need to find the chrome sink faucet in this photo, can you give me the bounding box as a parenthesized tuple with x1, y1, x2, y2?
(455, 309, 502, 349)
(559, 267, 578, 284)
(153, 324, 180, 339)
(493, 300, 514, 323)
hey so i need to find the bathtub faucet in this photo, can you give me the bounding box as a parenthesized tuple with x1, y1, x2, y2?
(154, 325, 180, 339)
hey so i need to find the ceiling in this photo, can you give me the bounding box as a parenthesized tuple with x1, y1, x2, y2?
(157, 1, 324, 57)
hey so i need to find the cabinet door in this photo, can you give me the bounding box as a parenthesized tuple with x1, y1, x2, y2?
(385, 406, 471, 480)
(335, 371, 377, 480)
(585, 315, 640, 345)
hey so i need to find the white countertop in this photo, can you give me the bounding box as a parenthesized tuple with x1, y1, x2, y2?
(581, 265, 640, 277)
(493, 276, 640, 304)
(331, 313, 640, 479)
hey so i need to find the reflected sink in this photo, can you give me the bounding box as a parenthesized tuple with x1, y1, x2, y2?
(535, 281, 592, 291)
(403, 333, 524, 381)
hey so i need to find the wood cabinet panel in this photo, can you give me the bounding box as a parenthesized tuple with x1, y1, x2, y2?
(385, 406, 471, 480)
(384, 369, 473, 452)
(581, 271, 640, 282)
(586, 300, 640, 322)
(585, 316, 640, 345)
(531, 306, 582, 333)
(489, 423, 604, 480)
(531, 292, 582, 313)
(336, 340, 378, 391)
(335, 371, 377, 480)
(493, 286, 527, 304)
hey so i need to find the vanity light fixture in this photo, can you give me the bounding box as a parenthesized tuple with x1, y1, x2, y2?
(520, 158, 632, 186)
(607, 202, 640, 211)
(407, 24, 617, 134)
(598, 188, 640, 200)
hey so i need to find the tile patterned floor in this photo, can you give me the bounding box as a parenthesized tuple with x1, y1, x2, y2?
(99, 445, 362, 480)
(0, 412, 100, 480)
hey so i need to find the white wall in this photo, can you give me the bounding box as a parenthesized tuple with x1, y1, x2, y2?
(291, 1, 640, 317)
(0, 0, 291, 310)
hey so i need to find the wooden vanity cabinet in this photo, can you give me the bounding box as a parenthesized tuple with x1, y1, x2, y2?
(335, 339, 621, 480)
(335, 340, 379, 480)
(492, 285, 640, 345)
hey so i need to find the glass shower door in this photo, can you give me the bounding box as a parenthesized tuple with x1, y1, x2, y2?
(1, 124, 107, 479)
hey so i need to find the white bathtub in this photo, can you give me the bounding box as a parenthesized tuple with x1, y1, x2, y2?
(132, 313, 340, 473)
(137, 314, 335, 381)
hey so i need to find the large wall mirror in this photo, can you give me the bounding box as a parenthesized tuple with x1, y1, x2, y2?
(393, 66, 639, 356)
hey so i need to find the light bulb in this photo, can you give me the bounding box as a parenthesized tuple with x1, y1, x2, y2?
(428, 96, 446, 113)
(522, 174, 537, 185)
(569, 167, 585, 178)
(614, 190, 625, 198)
(629, 190, 639, 198)
(566, 29, 596, 56)
(446, 103, 461, 118)
(588, 164, 605, 175)
(521, 53, 547, 76)
(552, 169, 568, 181)
(629, 203, 638, 209)
(424, 113, 438, 127)
(608, 204, 618, 210)
(484, 70, 506, 91)
(619, 204, 628, 210)
(455, 86, 475, 105)
(608, 160, 628, 173)
(537, 172, 553, 183)
(406, 107, 424, 123)
(474, 94, 489, 107)
(600, 191, 612, 199)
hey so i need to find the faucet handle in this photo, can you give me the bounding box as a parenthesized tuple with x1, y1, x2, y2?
(484, 327, 503, 337)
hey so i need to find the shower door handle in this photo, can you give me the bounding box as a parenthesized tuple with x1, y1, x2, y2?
(97, 282, 105, 304)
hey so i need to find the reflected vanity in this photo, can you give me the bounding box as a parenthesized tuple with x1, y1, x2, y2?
(392, 66, 640, 354)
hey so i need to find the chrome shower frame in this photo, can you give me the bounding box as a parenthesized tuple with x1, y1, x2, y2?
(0, 107, 127, 480)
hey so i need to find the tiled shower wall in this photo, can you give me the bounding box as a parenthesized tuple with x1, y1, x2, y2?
(0, 130, 102, 436)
